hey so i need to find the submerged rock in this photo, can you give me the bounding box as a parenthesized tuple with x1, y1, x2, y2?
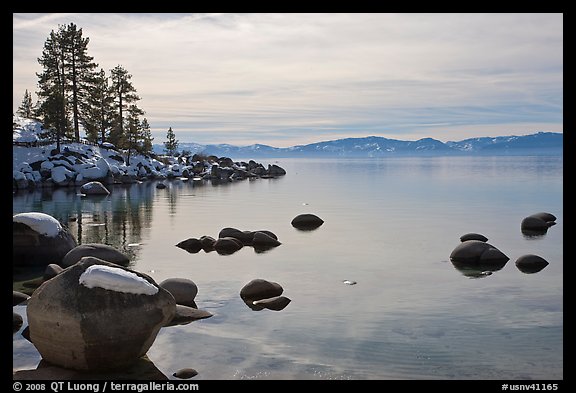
(459, 233, 488, 242)
(252, 296, 291, 311)
(175, 238, 203, 254)
(164, 305, 213, 327)
(521, 212, 557, 237)
(173, 368, 198, 379)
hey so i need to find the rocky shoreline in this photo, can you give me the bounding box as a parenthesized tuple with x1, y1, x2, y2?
(13, 142, 286, 192)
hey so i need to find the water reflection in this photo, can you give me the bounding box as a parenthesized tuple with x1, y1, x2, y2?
(450, 260, 508, 279)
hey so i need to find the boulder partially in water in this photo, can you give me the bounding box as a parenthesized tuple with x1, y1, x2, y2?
(515, 254, 549, 274)
(459, 233, 488, 242)
(26, 257, 176, 371)
(521, 212, 557, 236)
(79, 181, 110, 195)
(159, 278, 198, 308)
(13, 212, 77, 267)
(62, 243, 130, 268)
(450, 240, 509, 266)
(291, 213, 324, 230)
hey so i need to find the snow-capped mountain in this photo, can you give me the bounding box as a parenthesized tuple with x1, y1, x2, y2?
(154, 132, 562, 158)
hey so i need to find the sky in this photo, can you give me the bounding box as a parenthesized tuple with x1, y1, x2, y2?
(13, 13, 563, 147)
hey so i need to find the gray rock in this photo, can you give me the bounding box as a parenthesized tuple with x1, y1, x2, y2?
(521, 216, 548, 231)
(515, 254, 549, 274)
(218, 227, 253, 245)
(252, 231, 282, 247)
(459, 233, 488, 242)
(13, 213, 78, 267)
(175, 238, 202, 254)
(13, 291, 30, 306)
(449, 240, 509, 265)
(240, 279, 284, 301)
(164, 305, 213, 327)
(159, 278, 198, 307)
(173, 368, 198, 379)
(291, 214, 324, 230)
(13, 312, 23, 333)
(252, 296, 291, 311)
(199, 236, 216, 252)
(529, 212, 557, 223)
(213, 237, 243, 255)
(43, 263, 64, 281)
(62, 243, 130, 267)
(80, 181, 110, 195)
(26, 257, 176, 371)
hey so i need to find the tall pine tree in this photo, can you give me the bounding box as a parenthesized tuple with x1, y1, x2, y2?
(109, 65, 141, 148)
(140, 118, 154, 154)
(36, 29, 70, 152)
(61, 23, 98, 142)
(125, 104, 145, 165)
(80, 68, 114, 144)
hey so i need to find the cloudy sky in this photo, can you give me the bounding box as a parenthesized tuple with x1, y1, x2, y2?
(13, 13, 563, 147)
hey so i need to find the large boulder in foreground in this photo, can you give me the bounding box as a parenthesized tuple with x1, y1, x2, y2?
(13, 212, 77, 267)
(26, 257, 176, 371)
(450, 240, 509, 266)
(62, 243, 130, 268)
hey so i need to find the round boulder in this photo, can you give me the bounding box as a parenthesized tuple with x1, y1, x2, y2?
(515, 254, 549, 274)
(159, 278, 198, 307)
(79, 181, 110, 195)
(213, 237, 243, 255)
(43, 263, 64, 281)
(449, 240, 509, 266)
(26, 257, 176, 371)
(62, 243, 130, 268)
(13, 291, 30, 306)
(252, 231, 282, 248)
(291, 214, 324, 230)
(13, 212, 77, 267)
(173, 368, 198, 379)
(240, 279, 284, 301)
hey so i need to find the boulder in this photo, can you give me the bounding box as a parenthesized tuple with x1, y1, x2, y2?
(449, 240, 509, 266)
(252, 231, 282, 251)
(13, 212, 78, 267)
(43, 263, 64, 281)
(159, 278, 198, 307)
(521, 212, 557, 236)
(199, 236, 216, 252)
(459, 233, 488, 242)
(13, 291, 30, 306)
(173, 368, 198, 379)
(291, 214, 324, 230)
(79, 181, 110, 195)
(62, 243, 130, 268)
(218, 227, 253, 245)
(240, 279, 283, 301)
(26, 257, 176, 371)
(252, 296, 291, 311)
(515, 254, 549, 274)
(14, 312, 23, 333)
(175, 238, 203, 254)
(164, 305, 213, 327)
(213, 237, 243, 255)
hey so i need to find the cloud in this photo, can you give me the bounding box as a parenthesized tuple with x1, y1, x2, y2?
(13, 13, 563, 146)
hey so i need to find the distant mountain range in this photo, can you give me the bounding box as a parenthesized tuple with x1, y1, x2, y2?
(153, 132, 563, 158)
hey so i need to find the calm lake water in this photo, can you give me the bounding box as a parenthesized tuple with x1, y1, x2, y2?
(13, 155, 563, 380)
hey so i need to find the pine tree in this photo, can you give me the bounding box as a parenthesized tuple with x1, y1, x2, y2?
(17, 89, 35, 118)
(36, 29, 70, 152)
(164, 127, 179, 156)
(109, 65, 141, 148)
(80, 68, 114, 144)
(61, 23, 98, 142)
(125, 104, 145, 165)
(140, 118, 154, 154)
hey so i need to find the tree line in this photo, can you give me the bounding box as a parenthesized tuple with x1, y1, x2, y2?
(16, 22, 179, 159)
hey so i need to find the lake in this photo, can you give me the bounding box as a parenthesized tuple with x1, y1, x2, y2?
(13, 155, 563, 380)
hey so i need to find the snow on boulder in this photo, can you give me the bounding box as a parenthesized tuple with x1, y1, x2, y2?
(26, 257, 176, 371)
(13, 212, 62, 237)
(79, 181, 110, 195)
(51, 165, 75, 186)
(13, 212, 77, 267)
(79, 264, 159, 295)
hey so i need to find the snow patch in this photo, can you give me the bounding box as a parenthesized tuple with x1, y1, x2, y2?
(79, 265, 159, 295)
(13, 212, 63, 237)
